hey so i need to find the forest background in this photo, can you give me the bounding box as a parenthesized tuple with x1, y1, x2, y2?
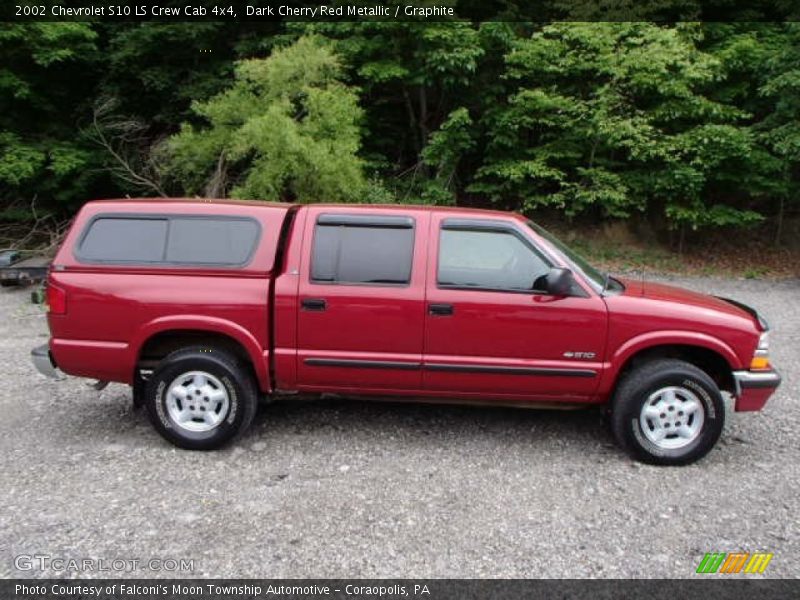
(2, 14, 799, 274)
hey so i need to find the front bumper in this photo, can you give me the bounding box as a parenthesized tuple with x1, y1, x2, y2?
(31, 343, 63, 380)
(732, 369, 781, 412)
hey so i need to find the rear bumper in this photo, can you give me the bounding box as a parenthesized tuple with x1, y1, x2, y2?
(31, 343, 63, 380)
(733, 369, 781, 412)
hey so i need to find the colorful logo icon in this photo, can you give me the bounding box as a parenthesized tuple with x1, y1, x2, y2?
(696, 552, 773, 574)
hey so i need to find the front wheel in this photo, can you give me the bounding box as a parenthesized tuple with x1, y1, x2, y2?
(144, 346, 258, 450)
(610, 359, 725, 466)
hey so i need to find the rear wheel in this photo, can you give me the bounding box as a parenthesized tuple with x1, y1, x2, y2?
(610, 359, 725, 465)
(131, 373, 146, 409)
(144, 346, 257, 450)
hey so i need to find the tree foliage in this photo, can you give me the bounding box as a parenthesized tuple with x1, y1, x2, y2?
(0, 18, 798, 242)
(0, 23, 100, 212)
(758, 25, 800, 203)
(470, 23, 765, 231)
(165, 36, 366, 202)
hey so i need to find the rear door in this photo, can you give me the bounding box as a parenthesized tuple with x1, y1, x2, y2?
(296, 207, 429, 392)
(423, 214, 607, 401)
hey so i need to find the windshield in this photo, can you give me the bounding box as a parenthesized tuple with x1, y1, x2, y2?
(526, 221, 607, 293)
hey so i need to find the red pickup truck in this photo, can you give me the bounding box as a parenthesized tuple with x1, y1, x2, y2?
(32, 199, 780, 465)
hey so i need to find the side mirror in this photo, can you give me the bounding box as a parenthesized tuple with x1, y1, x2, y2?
(543, 267, 575, 296)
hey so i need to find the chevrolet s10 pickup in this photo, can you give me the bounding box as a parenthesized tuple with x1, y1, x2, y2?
(31, 199, 781, 464)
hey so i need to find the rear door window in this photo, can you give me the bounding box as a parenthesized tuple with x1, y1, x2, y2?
(310, 215, 415, 285)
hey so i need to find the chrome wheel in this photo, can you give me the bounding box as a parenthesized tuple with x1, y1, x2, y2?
(639, 386, 705, 450)
(165, 371, 229, 433)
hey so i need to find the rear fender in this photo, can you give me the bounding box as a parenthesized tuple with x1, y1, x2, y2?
(131, 316, 270, 392)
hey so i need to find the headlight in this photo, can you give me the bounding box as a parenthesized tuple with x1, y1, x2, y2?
(751, 332, 770, 370)
(756, 331, 769, 352)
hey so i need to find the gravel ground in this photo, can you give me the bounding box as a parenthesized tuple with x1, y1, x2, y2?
(0, 276, 797, 579)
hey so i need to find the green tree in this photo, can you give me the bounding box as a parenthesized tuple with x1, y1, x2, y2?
(698, 23, 792, 243)
(165, 36, 366, 202)
(0, 23, 101, 213)
(470, 22, 764, 235)
(756, 23, 800, 244)
(2, 18, 798, 253)
(97, 21, 279, 129)
(294, 17, 484, 202)
(421, 107, 475, 192)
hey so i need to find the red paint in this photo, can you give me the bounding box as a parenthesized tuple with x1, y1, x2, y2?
(47, 199, 289, 391)
(735, 387, 773, 412)
(46, 282, 67, 315)
(422, 212, 607, 399)
(45, 198, 779, 414)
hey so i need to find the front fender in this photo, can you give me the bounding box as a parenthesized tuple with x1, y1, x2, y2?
(598, 330, 741, 396)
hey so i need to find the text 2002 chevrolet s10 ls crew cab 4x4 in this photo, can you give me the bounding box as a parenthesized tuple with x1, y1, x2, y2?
(31, 199, 781, 465)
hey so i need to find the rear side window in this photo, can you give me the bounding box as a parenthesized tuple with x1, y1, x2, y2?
(311, 215, 414, 285)
(166, 218, 259, 265)
(78, 218, 168, 263)
(76, 215, 260, 266)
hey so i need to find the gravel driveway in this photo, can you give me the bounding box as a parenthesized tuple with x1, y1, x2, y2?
(1, 276, 797, 579)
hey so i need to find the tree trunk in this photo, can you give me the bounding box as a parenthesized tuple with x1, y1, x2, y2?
(775, 195, 785, 247)
(402, 87, 421, 156)
(204, 152, 228, 198)
(418, 85, 429, 146)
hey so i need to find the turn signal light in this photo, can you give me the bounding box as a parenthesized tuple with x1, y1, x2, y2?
(750, 356, 770, 370)
(46, 283, 67, 315)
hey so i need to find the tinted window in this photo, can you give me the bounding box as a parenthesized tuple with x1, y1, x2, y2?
(78, 215, 260, 266)
(438, 228, 550, 291)
(79, 218, 168, 263)
(166, 218, 259, 265)
(311, 222, 414, 285)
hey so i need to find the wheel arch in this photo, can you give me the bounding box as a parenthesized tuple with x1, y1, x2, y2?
(132, 317, 270, 393)
(605, 333, 739, 399)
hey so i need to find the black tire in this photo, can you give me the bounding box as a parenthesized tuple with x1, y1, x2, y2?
(610, 359, 725, 466)
(131, 373, 146, 410)
(144, 346, 258, 450)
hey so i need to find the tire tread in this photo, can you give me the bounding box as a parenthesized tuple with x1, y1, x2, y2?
(610, 358, 725, 466)
(145, 345, 258, 450)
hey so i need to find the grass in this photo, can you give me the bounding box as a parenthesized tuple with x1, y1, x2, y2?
(545, 223, 800, 279)
(569, 238, 683, 274)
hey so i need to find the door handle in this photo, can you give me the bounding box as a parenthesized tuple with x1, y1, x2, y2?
(429, 303, 454, 316)
(301, 298, 327, 311)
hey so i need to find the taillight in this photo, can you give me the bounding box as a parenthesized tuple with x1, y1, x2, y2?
(46, 283, 67, 315)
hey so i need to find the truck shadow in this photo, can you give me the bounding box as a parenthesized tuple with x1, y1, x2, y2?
(249, 396, 612, 449)
(63, 388, 616, 457)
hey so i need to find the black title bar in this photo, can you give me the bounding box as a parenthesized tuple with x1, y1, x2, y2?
(4, 579, 800, 600)
(3, 0, 799, 22)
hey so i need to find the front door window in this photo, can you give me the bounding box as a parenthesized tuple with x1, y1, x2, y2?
(438, 228, 551, 292)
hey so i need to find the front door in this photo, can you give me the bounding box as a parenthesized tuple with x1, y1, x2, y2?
(423, 215, 607, 401)
(296, 208, 429, 392)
